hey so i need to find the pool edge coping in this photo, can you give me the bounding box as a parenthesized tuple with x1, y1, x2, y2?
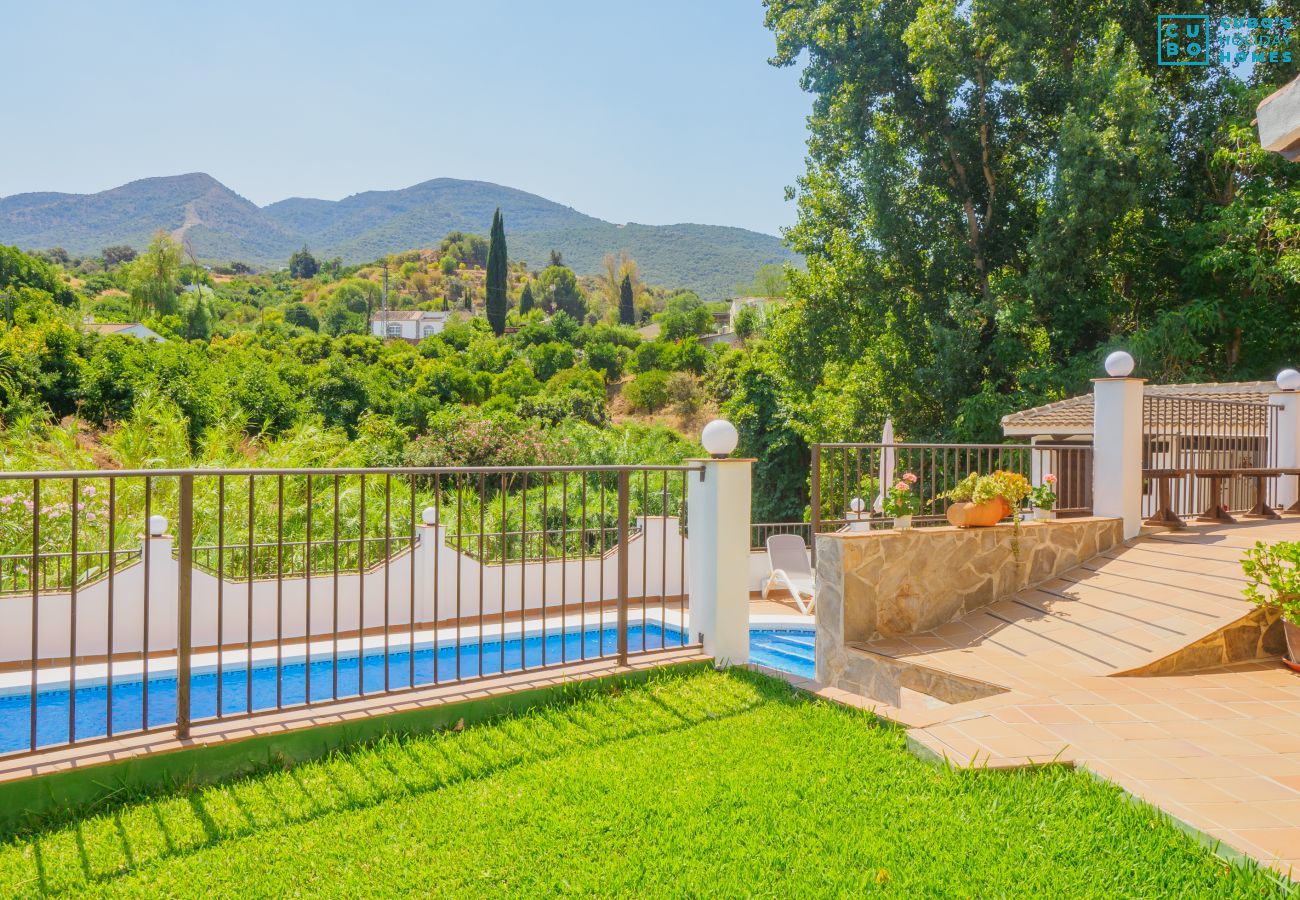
(0, 648, 711, 838)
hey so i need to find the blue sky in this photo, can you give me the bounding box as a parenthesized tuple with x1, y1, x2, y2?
(0, 1, 810, 236)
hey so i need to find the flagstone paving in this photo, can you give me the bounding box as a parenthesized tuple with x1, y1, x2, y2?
(801, 521, 1300, 880)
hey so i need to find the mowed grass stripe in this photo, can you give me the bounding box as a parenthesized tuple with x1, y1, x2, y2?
(0, 669, 1287, 898)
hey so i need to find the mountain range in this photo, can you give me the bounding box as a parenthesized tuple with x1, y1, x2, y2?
(0, 173, 796, 297)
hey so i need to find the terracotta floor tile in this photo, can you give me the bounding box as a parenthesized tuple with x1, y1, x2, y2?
(1233, 828, 1300, 861)
(1183, 802, 1289, 830)
(1021, 704, 1088, 725)
(1206, 775, 1300, 801)
(1250, 799, 1300, 821)
(1105, 756, 1194, 780)
(1138, 778, 1240, 804)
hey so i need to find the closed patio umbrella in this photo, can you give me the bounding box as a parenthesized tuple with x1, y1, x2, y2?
(873, 417, 895, 515)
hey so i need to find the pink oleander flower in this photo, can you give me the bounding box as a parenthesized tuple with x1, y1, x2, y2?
(0, 496, 12, 506)
(1044, 473, 1057, 484)
(82, 485, 97, 497)
(894, 481, 910, 492)
(23, 500, 34, 512)
(902, 472, 917, 483)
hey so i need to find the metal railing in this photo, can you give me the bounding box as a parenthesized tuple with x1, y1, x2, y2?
(751, 521, 812, 550)
(0, 548, 141, 595)
(189, 536, 416, 581)
(0, 464, 698, 760)
(1141, 395, 1281, 518)
(810, 442, 1093, 537)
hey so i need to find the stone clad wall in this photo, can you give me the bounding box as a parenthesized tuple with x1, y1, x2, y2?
(814, 517, 1123, 685)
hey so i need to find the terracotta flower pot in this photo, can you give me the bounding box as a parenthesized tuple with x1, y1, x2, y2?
(945, 497, 1011, 528)
(1285, 620, 1300, 673)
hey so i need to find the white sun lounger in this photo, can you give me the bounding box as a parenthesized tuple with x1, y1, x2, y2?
(761, 533, 815, 615)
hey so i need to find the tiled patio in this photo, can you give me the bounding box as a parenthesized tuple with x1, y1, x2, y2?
(798, 520, 1300, 880)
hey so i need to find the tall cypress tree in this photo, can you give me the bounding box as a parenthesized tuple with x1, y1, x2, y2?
(485, 208, 508, 337)
(519, 282, 535, 315)
(618, 273, 635, 325)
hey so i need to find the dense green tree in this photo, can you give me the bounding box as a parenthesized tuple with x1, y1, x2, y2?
(657, 292, 710, 340)
(101, 245, 137, 267)
(440, 232, 489, 269)
(734, 304, 760, 341)
(623, 370, 671, 413)
(0, 245, 76, 308)
(619, 274, 635, 325)
(536, 265, 586, 320)
(183, 294, 213, 341)
(713, 346, 809, 523)
(127, 233, 183, 317)
(288, 246, 319, 279)
(486, 209, 508, 337)
(525, 341, 576, 382)
(584, 342, 626, 382)
(764, 0, 1300, 446)
(518, 282, 536, 315)
(283, 302, 319, 331)
(320, 283, 373, 336)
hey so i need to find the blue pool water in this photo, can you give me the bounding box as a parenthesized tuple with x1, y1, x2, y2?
(1, 625, 814, 753)
(749, 629, 816, 679)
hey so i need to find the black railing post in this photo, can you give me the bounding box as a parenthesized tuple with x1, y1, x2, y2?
(176, 474, 194, 740)
(617, 469, 630, 666)
(809, 444, 822, 565)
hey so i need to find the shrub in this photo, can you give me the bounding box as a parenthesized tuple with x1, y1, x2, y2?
(1242, 540, 1300, 625)
(666, 371, 700, 416)
(584, 342, 626, 382)
(623, 370, 671, 413)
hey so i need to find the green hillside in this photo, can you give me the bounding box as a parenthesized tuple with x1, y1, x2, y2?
(0, 174, 796, 298)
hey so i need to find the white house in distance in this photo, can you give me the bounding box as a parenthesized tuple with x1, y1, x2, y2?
(371, 310, 450, 342)
(82, 320, 164, 342)
(728, 296, 787, 330)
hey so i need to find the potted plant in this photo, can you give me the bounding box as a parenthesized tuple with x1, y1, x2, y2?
(1028, 474, 1058, 521)
(882, 472, 920, 529)
(1241, 540, 1300, 672)
(941, 471, 1031, 528)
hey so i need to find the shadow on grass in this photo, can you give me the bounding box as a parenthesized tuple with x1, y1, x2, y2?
(6, 667, 834, 897)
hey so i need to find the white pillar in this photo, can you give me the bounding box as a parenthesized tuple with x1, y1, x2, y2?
(686, 457, 752, 666)
(1272, 391, 1300, 509)
(414, 519, 444, 626)
(1092, 377, 1146, 539)
(145, 534, 177, 653)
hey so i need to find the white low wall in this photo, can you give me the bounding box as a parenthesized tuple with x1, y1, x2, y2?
(1, 516, 688, 664)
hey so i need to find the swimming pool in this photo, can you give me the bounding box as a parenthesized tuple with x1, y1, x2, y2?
(1, 624, 815, 753)
(749, 629, 815, 680)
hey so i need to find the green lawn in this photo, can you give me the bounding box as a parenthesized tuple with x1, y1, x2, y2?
(0, 668, 1288, 898)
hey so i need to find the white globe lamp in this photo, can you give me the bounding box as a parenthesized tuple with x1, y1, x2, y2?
(148, 514, 168, 536)
(421, 507, 439, 526)
(849, 497, 866, 517)
(1104, 350, 1135, 378)
(700, 419, 739, 458)
(1278, 369, 1300, 392)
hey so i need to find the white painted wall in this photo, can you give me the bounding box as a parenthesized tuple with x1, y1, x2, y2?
(1272, 391, 1300, 509)
(1092, 377, 1145, 538)
(0, 516, 687, 665)
(687, 459, 751, 664)
(371, 314, 447, 341)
